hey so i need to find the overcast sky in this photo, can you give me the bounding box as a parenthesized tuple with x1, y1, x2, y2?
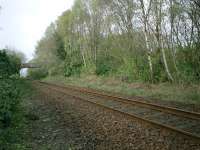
(0, 0, 74, 61)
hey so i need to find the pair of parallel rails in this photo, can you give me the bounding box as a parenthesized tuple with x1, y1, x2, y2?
(36, 81, 200, 141)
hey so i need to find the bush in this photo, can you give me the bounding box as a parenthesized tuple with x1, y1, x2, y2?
(81, 63, 96, 75)
(0, 49, 22, 127)
(64, 62, 82, 77)
(96, 54, 121, 76)
(96, 61, 111, 75)
(27, 68, 48, 80)
(0, 78, 21, 127)
(0, 49, 26, 149)
(64, 50, 83, 77)
(113, 54, 150, 83)
(0, 50, 20, 77)
(48, 62, 65, 76)
(176, 46, 200, 83)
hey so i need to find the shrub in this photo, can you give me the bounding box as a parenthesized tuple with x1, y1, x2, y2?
(96, 54, 121, 76)
(27, 68, 48, 80)
(0, 50, 22, 78)
(0, 78, 21, 127)
(0, 49, 22, 127)
(64, 50, 83, 77)
(176, 46, 200, 83)
(64, 62, 82, 77)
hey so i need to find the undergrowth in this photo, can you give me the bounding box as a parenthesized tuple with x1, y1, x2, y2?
(0, 79, 33, 150)
(43, 75, 200, 105)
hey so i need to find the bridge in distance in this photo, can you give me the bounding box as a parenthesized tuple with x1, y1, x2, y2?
(21, 63, 40, 69)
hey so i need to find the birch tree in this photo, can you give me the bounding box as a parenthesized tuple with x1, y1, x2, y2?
(139, 0, 153, 82)
(154, 0, 174, 81)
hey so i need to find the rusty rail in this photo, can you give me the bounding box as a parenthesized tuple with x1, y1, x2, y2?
(39, 81, 200, 120)
(36, 81, 200, 140)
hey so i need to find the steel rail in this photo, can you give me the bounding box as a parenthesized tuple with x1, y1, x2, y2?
(38, 81, 200, 121)
(37, 82, 200, 140)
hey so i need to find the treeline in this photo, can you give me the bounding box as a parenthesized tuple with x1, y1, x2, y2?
(28, 0, 200, 83)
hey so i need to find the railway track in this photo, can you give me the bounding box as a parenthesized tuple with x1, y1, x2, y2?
(36, 81, 200, 140)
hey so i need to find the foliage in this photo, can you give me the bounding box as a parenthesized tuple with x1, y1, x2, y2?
(64, 49, 83, 77)
(96, 54, 120, 75)
(0, 49, 26, 149)
(0, 78, 21, 128)
(0, 49, 23, 127)
(27, 68, 48, 80)
(0, 80, 30, 150)
(0, 50, 21, 77)
(177, 46, 200, 82)
(116, 56, 150, 83)
(29, 0, 200, 84)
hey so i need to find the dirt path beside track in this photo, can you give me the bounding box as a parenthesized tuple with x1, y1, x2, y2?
(22, 88, 97, 149)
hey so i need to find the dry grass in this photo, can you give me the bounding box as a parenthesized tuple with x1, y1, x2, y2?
(43, 75, 200, 105)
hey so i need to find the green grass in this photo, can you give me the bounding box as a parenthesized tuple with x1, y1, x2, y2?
(43, 75, 200, 105)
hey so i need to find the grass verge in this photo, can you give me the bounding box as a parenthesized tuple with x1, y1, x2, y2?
(43, 75, 200, 105)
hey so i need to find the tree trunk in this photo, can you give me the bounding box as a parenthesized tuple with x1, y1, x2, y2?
(170, 0, 178, 73)
(80, 45, 87, 67)
(144, 25, 153, 82)
(161, 37, 174, 82)
(140, 0, 153, 82)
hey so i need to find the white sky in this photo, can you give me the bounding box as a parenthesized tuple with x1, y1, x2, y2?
(0, 0, 74, 61)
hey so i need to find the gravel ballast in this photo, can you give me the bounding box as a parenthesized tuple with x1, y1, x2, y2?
(31, 83, 200, 150)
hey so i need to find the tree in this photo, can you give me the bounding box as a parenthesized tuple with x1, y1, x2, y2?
(139, 0, 153, 82)
(30, 0, 200, 83)
(0, 49, 24, 77)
